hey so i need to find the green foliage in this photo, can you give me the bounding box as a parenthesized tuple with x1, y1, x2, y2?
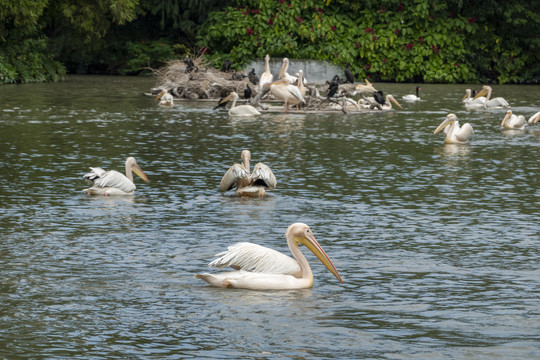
(0, 37, 66, 83)
(121, 39, 178, 75)
(197, 0, 539, 84)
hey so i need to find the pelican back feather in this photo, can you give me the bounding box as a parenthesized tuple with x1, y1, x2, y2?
(250, 163, 277, 189)
(90, 170, 136, 193)
(219, 164, 250, 191)
(208, 242, 301, 275)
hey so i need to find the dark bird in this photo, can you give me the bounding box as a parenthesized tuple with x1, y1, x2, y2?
(184, 57, 197, 73)
(373, 90, 385, 105)
(344, 63, 354, 84)
(221, 59, 232, 72)
(248, 68, 259, 85)
(231, 70, 247, 81)
(244, 84, 252, 99)
(327, 75, 340, 98)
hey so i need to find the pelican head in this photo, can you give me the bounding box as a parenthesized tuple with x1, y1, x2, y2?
(462, 89, 472, 101)
(286, 223, 343, 284)
(278, 57, 290, 80)
(501, 110, 513, 127)
(473, 85, 491, 100)
(387, 95, 402, 109)
(154, 89, 168, 101)
(240, 149, 251, 169)
(126, 157, 149, 182)
(434, 113, 457, 135)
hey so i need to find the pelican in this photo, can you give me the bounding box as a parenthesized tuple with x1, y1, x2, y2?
(527, 111, 540, 125)
(258, 54, 273, 92)
(290, 69, 306, 110)
(433, 113, 474, 144)
(217, 91, 261, 116)
(402, 86, 421, 101)
(501, 110, 527, 130)
(195, 222, 343, 290)
(462, 89, 486, 109)
(354, 79, 377, 94)
(83, 157, 148, 196)
(219, 150, 276, 197)
(154, 89, 174, 106)
(474, 85, 510, 108)
(264, 79, 305, 111)
(278, 57, 297, 84)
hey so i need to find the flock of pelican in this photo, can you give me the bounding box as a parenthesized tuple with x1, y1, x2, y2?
(87, 58, 538, 291)
(81, 150, 343, 290)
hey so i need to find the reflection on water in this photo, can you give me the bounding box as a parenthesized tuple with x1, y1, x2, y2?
(0, 76, 539, 359)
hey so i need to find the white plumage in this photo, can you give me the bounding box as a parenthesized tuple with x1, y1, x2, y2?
(219, 150, 276, 197)
(433, 114, 474, 144)
(83, 157, 148, 196)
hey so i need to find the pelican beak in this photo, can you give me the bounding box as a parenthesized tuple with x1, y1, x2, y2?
(218, 93, 233, 105)
(154, 90, 166, 101)
(434, 116, 452, 135)
(297, 233, 343, 284)
(473, 88, 487, 100)
(132, 164, 149, 182)
(462, 92, 469, 101)
(501, 111, 511, 127)
(390, 96, 402, 109)
(264, 80, 289, 88)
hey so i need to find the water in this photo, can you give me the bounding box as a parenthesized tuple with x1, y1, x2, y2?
(1, 75, 539, 359)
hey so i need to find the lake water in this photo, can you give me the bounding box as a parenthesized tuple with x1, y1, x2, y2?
(0, 75, 539, 359)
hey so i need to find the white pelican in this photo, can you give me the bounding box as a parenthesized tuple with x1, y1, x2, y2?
(195, 222, 343, 290)
(402, 86, 421, 101)
(462, 89, 486, 109)
(258, 54, 273, 92)
(354, 79, 377, 94)
(217, 91, 261, 116)
(501, 110, 527, 130)
(154, 89, 174, 106)
(474, 85, 510, 108)
(290, 69, 306, 110)
(219, 149, 276, 197)
(264, 79, 305, 111)
(433, 113, 474, 144)
(83, 157, 148, 196)
(278, 57, 297, 84)
(527, 111, 540, 125)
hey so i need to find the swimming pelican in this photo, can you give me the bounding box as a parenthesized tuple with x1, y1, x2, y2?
(258, 54, 273, 92)
(195, 222, 343, 290)
(433, 114, 474, 144)
(217, 91, 261, 116)
(219, 150, 276, 197)
(83, 157, 148, 196)
(354, 79, 377, 94)
(474, 85, 510, 108)
(501, 110, 527, 130)
(462, 89, 486, 109)
(154, 89, 174, 106)
(527, 111, 540, 125)
(264, 79, 305, 111)
(402, 86, 421, 101)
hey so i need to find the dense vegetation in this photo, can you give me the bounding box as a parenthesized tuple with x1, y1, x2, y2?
(1, 0, 539, 84)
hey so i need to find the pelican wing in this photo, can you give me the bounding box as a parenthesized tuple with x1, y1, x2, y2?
(219, 164, 249, 191)
(286, 84, 305, 102)
(455, 123, 474, 142)
(86, 169, 136, 193)
(208, 242, 301, 275)
(250, 162, 276, 189)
